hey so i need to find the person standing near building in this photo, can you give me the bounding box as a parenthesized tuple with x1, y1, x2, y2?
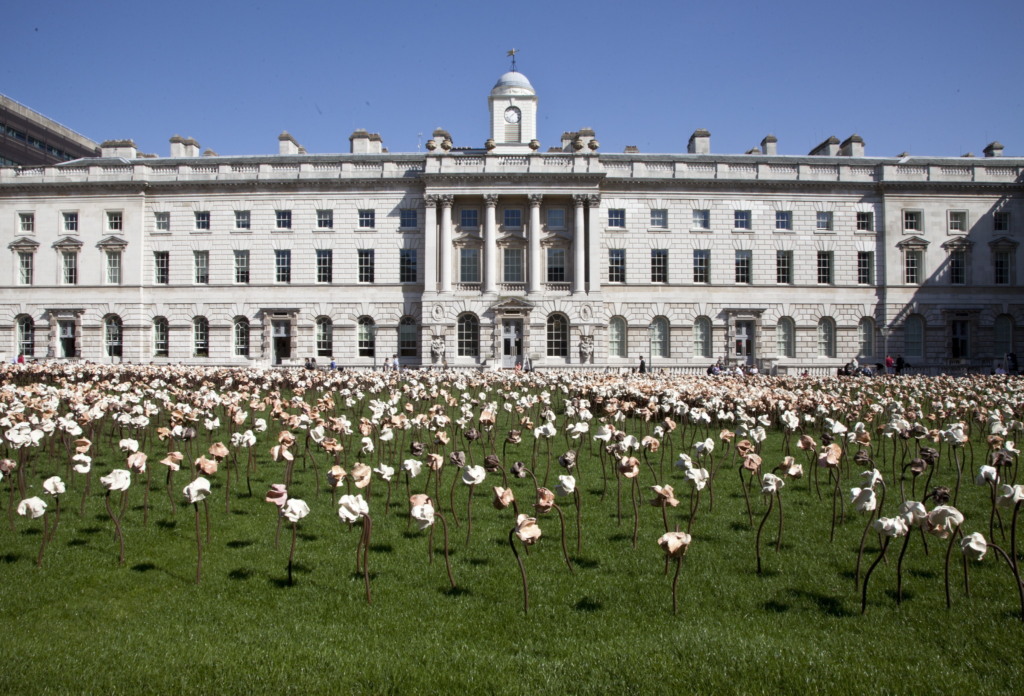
(885, 355, 895, 375)
(638, 356, 646, 374)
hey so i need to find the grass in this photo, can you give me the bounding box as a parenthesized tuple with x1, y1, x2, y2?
(1, 377, 1023, 695)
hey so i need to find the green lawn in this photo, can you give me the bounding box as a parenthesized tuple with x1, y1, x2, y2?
(1, 370, 1022, 695)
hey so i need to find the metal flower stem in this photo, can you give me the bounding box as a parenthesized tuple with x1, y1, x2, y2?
(143, 467, 151, 526)
(573, 488, 582, 555)
(687, 487, 700, 533)
(987, 541, 1024, 622)
(447, 465, 461, 528)
(204, 498, 211, 546)
(193, 502, 203, 584)
(829, 468, 843, 543)
(465, 482, 476, 547)
(854, 510, 877, 591)
(287, 520, 297, 586)
(738, 466, 753, 526)
(552, 502, 574, 574)
(756, 492, 775, 575)
(165, 468, 175, 517)
(436, 512, 455, 589)
(35, 510, 50, 567)
(860, 535, 892, 615)
(944, 527, 964, 609)
(631, 477, 640, 549)
(362, 514, 373, 604)
(671, 553, 684, 615)
(509, 527, 529, 615)
(775, 489, 784, 552)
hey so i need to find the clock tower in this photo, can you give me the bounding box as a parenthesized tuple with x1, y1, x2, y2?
(488, 70, 537, 154)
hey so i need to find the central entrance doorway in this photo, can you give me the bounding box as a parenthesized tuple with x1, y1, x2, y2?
(272, 320, 291, 365)
(735, 320, 754, 364)
(59, 320, 77, 358)
(502, 319, 523, 369)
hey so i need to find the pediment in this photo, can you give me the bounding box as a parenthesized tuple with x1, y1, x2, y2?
(96, 235, 129, 250)
(8, 236, 40, 251)
(896, 235, 929, 249)
(52, 236, 83, 250)
(940, 236, 972, 251)
(989, 236, 1019, 250)
(490, 297, 535, 313)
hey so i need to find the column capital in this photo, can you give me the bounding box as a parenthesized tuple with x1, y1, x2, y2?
(424, 194, 440, 208)
(439, 194, 455, 208)
(572, 194, 588, 206)
(587, 194, 601, 207)
(528, 193, 544, 207)
(484, 193, 499, 207)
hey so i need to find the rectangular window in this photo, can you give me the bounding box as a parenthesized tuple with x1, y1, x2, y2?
(358, 209, 375, 228)
(400, 208, 418, 229)
(275, 250, 292, 283)
(317, 209, 334, 229)
(816, 211, 834, 231)
(817, 251, 833, 284)
(651, 249, 668, 283)
(856, 211, 874, 232)
(194, 211, 210, 230)
(904, 249, 922, 284)
(400, 248, 418, 283)
(19, 213, 34, 232)
(503, 248, 524, 283)
(546, 248, 566, 283)
(194, 251, 210, 284)
(460, 209, 479, 228)
(903, 210, 923, 232)
(775, 211, 792, 231)
(608, 208, 626, 228)
(857, 251, 874, 285)
(154, 211, 170, 231)
(18, 252, 32, 285)
(460, 248, 480, 283)
(106, 251, 122, 284)
(63, 212, 78, 232)
(776, 250, 792, 284)
(735, 250, 752, 284)
(316, 249, 333, 283)
(692, 209, 711, 230)
(994, 211, 1011, 232)
(233, 250, 250, 284)
(734, 210, 751, 230)
(948, 210, 968, 233)
(650, 209, 668, 229)
(503, 208, 523, 228)
(107, 211, 123, 231)
(154, 251, 169, 284)
(994, 251, 1011, 285)
(275, 210, 292, 229)
(693, 249, 709, 283)
(153, 321, 168, 358)
(546, 208, 566, 229)
(357, 249, 374, 283)
(949, 250, 966, 285)
(62, 251, 77, 285)
(235, 210, 251, 230)
(608, 249, 626, 283)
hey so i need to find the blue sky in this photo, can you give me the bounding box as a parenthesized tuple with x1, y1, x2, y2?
(4, 0, 1022, 159)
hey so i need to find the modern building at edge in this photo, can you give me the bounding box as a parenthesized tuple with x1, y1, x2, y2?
(0, 70, 1020, 372)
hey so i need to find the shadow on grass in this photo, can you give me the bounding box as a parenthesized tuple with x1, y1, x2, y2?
(908, 569, 938, 580)
(67, 539, 87, 547)
(574, 596, 602, 612)
(21, 527, 42, 536)
(132, 562, 157, 572)
(443, 585, 471, 597)
(226, 540, 255, 549)
(764, 600, 790, 613)
(466, 558, 490, 567)
(729, 522, 752, 532)
(155, 520, 177, 531)
(79, 526, 103, 535)
(228, 568, 254, 581)
(884, 589, 916, 602)
(572, 557, 600, 569)
(298, 533, 319, 542)
(370, 543, 394, 554)
(230, 509, 249, 516)
(608, 533, 632, 543)
(785, 588, 853, 617)
(1, 553, 20, 563)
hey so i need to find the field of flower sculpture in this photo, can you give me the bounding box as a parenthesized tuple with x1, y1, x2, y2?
(1, 363, 1023, 694)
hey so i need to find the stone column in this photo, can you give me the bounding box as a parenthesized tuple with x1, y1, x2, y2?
(423, 195, 438, 293)
(572, 195, 587, 294)
(587, 194, 602, 294)
(438, 194, 454, 293)
(483, 194, 498, 294)
(528, 194, 543, 294)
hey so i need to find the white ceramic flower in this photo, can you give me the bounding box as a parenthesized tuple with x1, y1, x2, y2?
(17, 496, 47, 519)
(926, 505, 964, 538)
(555, 474, 576, 497)
(685, 467, 710, 491)
(761, 473, 784, 494)
(42, 476, 65, 496)
(373, 464, 395, 482)
(975, 465, 999, 486)
(72, 453, 92, 474)
(182, 477, 212, 504)
(100, 469, 131, 492)
(997, 484, 1024, 508)
(899, 500, 928, 527)
(410, 499, 435, 530)
(338, 494, 369, 523)
(861, 469, 883, 489)
(872, 516, 909, 537)
(118, 438, 139, 453)
(960, 532, 987, 561)
(402, 459, 422, 478)
(850, 487, 877, 513)
(281, 498, 311, 523)
(462, 465, 486, 486)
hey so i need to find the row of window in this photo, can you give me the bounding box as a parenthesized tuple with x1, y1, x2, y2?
(154, 208, 411, 232)
(153, 249, 418, 285)
(1, 123, 79, 161)
(13, 313, 1016, 363)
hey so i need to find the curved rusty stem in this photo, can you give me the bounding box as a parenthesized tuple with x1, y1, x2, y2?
(755, 493, 775, 575)
(861, 535, 891, 615)
(552, 503, 574, 574)
(436, 512, 455, 589)
(509, 527, 529, 615)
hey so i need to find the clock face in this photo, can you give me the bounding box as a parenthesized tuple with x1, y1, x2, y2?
(504, 107, 521, 124)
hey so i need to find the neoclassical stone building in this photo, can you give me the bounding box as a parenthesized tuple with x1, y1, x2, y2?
(1, 70, 1021, 371)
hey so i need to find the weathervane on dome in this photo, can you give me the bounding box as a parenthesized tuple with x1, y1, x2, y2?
(507, 48, 518, 72)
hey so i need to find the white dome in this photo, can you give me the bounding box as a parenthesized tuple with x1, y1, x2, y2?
(491, 71, 535, 96)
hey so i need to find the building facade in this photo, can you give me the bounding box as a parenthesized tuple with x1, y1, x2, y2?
(1, 72, 1021, 371)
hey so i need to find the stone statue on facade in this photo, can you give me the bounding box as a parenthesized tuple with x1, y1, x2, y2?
(579, 335, 594, 363)
(431, 335, 447, 364)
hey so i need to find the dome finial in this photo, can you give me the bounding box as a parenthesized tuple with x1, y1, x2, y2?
(506, 48, 518, 72)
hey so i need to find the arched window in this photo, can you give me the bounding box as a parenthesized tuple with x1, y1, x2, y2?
(547, 314, 569, 357)
(608, 317, 627, 358)
(316, 317, 333, 357)
(776, 317, 795, 358)
(16, 315, 34, 358)
(693, 316, 712, 358)
(858, 317, 875, 359)
(457, 314, 479, 357)
(357, 316, 375, 357)
(995, 315, 1014, 358)
(234, 318, 250, 357)
(153, 317, 169, 358)
(193, 317, 209, 357)
(649, 317, 669, 358)
(399, 316, 418, 357)
(904, 315, 924, 360)
(817, 317, 836, 358)
(104, 315, 123, 358)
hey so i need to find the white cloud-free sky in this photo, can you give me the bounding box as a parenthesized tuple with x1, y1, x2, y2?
(4, 0, 1022, 158)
